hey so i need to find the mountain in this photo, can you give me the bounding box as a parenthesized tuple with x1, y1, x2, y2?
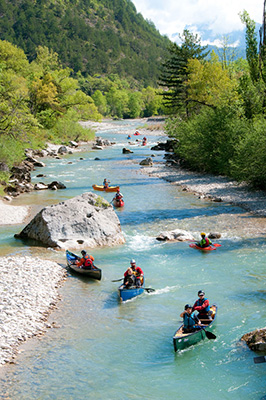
(182, 23, 262, 60)
(0, 0, 171, 86)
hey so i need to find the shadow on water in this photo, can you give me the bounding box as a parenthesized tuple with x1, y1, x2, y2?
(103, 291, 120, 309)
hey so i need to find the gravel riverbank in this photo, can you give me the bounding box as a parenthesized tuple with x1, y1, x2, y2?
(141, 163, 266, 218)
(0, 256, 66, 365)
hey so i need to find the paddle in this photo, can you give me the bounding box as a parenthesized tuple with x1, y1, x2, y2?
(200, 326, 216, 340)
(142, 287, 155, 293)
(254, 356, 266, 364)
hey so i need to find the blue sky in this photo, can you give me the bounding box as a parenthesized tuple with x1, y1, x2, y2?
(132, 0, 263, 43)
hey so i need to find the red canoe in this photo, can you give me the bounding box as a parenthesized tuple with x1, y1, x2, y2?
(189, 243, 221, 251)
(113, 199, 124, 207)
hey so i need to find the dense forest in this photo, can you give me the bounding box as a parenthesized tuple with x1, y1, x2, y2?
(0, 0, 170, 86)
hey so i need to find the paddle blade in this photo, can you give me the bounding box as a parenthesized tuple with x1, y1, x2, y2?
(112, 278, 123, 282)
(144, 288, 155, 293)
(205, 330, 216, 340)
(213, 243, 221, 247)
(254, 356, 266, 364)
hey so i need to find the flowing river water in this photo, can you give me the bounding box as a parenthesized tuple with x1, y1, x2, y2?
(0, 120, 266, 399)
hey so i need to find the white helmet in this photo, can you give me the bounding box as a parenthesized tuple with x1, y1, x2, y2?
(130, 259, 136, 264)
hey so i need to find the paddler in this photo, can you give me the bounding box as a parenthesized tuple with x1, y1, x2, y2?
(192, 290, 212, 321)
(197, 232, 212, 248)
(124, 259, 144, 287)
(180, 304, 202, 333)
(103, 178, 110, 189)
(76, 250, 95, 269)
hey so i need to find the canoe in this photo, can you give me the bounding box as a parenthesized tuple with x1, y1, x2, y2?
(189, 243, 221, 251)
(118, 278, 145, 301)
(173, 305, 217, 351)
(92, 184, 120, 192)
(113, 199, 124, 207)
(66, 250, 102, 280)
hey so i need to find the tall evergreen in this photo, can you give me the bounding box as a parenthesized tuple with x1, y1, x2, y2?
(159, 30, 209, 115)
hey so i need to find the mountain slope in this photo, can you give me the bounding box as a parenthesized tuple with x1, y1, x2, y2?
(0, 0, 171, 86)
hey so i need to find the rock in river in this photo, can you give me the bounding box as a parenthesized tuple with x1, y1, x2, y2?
(241, 328, 266, 352)
(15, 192, 125, 249)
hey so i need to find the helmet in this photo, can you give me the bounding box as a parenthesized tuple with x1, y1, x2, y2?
(201, 232, 206, 236)
(117, 189, 120, 192)
(130, 259, 136, 264)
(185, 304, 192, 310)
(198, 290, 205, 296)
(81, 250, 86, 255)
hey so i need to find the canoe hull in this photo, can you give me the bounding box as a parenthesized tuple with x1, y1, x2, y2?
(118, 278, 145, 301)
(189, 243, 216, 251)
(113, 199, 124, 207)
(92, 184, 119, 192)
(173, 305, 217, 351)
(66, 250, 102, 280)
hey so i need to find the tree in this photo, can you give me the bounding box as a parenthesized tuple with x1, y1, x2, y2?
(186, 53, 241, 112)
(159, 29, 209, 116)
(239, 11, 260, 83)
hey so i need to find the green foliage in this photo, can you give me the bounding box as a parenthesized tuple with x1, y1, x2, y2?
(239, 11, 260, 82)
(230, 116, 266, 189)
(0, 0, 171, 86)
(46, 112, 95, 143)
(95, 195, 109, 208)
(167, 107, 246, 175)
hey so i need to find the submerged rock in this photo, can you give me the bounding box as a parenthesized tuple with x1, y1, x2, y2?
(15, 192, 125, 249)
(156, 229, 194, 242)
(241, 328, 266, 352)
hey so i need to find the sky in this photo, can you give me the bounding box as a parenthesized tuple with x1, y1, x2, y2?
(132, 0, 264, 44)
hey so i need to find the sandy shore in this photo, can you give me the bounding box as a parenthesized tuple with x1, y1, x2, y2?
(0, 256, 66, 365)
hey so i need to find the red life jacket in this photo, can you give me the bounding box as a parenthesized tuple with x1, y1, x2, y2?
(83, 255, 93, 268)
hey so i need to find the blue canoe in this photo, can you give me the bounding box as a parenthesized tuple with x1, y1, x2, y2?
(118, 278, 145, 301)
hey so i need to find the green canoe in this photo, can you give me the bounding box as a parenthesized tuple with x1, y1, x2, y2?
(173, 305, 217, 352)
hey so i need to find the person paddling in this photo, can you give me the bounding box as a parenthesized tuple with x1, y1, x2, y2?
(103, 178, 110, 189)
(124, 259, 143, 287)
(192, 290, 212, 321)
(76, 250, 95, 270)
(197, 232, 212, 248)
(123, 267, 136, 288)
(112, 189, 123, 204)
(180, 304, 202, 333)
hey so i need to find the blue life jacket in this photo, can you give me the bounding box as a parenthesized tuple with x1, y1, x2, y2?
(184, 312, 197, 329)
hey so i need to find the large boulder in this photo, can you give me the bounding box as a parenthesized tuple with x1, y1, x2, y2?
(241, 328, 266, 352)
(15, 192, 125, 249)
(156, 229, 195, 242)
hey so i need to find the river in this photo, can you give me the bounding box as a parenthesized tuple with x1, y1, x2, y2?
(0, 119, 266, 400)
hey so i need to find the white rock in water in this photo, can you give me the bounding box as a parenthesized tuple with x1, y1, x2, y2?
(156, 229, 195, 242)
(15, 192, 125, 249)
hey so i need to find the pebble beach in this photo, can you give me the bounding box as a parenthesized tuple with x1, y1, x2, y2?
(0, 256, 66, 365)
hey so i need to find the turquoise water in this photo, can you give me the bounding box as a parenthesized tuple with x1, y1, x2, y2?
(1, 120, 266, 399)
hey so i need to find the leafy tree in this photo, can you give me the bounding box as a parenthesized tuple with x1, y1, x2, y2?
(92, 90, 108, 115)
(186, 53, 241, 113)
(127, 91, 143, 118)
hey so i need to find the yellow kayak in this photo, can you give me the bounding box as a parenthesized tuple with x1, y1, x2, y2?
(92, 184, 120, 192)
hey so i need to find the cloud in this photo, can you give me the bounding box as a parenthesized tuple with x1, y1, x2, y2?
(132, 0, 263, 40)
